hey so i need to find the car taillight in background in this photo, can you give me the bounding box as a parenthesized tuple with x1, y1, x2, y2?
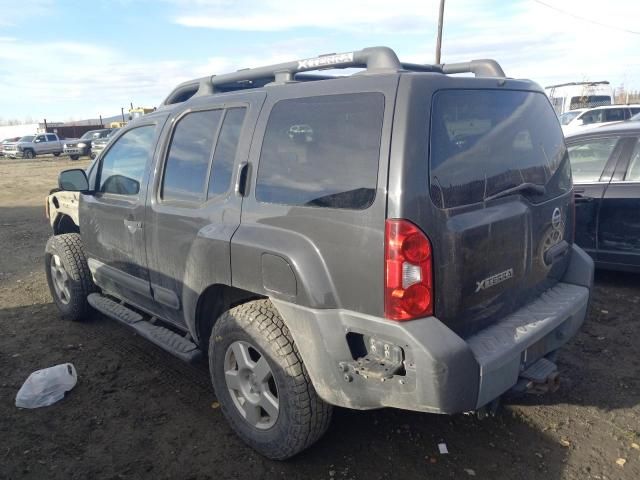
(384, 219, 433, 321)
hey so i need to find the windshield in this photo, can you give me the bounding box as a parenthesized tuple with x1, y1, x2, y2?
(430, 90, 571, 209)
(19, 136, 35, 142)
(81, 131, 100, 139)
(559, 111, 581, 125)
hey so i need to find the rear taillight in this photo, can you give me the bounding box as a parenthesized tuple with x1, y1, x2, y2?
(384, 219, 433, 321)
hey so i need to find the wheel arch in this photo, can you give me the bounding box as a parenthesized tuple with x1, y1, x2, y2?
(193, 283, 265, 351)
(53, 213, 80, 235)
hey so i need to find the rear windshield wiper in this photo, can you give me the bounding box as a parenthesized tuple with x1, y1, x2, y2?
(484, 182, 546, 202)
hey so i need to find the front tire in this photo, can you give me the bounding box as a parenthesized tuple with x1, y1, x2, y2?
(23, 149, 35, 159)
(53, 152, 61, 157)
(45, 233, 96, 321)
(70, 155, 80, 160)
(209, 300, 332, 460)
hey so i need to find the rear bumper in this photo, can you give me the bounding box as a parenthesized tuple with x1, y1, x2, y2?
(273, 244, 593, 413)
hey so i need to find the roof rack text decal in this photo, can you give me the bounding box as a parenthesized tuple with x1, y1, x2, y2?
(297, 52, 354, 70)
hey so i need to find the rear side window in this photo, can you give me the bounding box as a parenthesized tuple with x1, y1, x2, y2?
(46, 134, 56, 141)
(624, 139, 640, 181)
(208, 108, 246, 197)
(430, 90, 571, 208)
(256, 93, 384, 209)
(162, 109, 223, 202)
(567, 137, 619, 182)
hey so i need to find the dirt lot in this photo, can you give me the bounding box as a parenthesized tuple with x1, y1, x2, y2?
(0, 155, 639, 480)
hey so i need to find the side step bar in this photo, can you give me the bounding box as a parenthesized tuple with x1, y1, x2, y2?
(88, 293, 202, 363)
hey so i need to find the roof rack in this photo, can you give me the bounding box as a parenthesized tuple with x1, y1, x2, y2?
(545, 81, 610, 89)
(161, 46, 506, 106)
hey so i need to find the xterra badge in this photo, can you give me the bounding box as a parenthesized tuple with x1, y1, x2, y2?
(476, 268, 514, 292)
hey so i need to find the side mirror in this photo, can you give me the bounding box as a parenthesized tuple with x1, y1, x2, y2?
(59, 169, 90, 192)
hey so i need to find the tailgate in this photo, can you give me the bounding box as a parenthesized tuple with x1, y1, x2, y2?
(426, 89, 573, 336)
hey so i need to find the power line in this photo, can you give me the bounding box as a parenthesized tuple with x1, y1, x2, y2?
(533, 0, 640, 35)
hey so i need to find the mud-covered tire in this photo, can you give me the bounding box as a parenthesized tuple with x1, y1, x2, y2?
(209, 299, 332, 460)
(45, 233, 96, 321)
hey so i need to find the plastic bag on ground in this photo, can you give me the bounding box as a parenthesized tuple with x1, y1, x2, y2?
(15, 363, 77, 409)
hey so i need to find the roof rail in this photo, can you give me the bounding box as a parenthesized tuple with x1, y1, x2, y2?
(161, 47, 506, 105)
(440, 59, 505, 78)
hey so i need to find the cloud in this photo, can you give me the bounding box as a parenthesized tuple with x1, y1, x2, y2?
(0, 0, 53, 26)
(172, 0, 442, 33)
(0, 37, 305, 120)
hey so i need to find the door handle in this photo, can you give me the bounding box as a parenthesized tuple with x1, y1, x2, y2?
(235, 162, 249, 196)
(574, 193, 593, 203)
(124, 219, 142, 233)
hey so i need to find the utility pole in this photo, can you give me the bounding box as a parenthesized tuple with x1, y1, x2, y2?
(121, 107, 126, 123)
(435, 0, 445, 64)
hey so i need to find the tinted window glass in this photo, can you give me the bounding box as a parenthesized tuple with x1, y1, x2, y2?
(46, 134, 56, 141)
(256, 93, 384, 209)
(567, 137, 619, 183)
(581, 110, 604, 125)
(99, 125, 155, 195)
(604, 108, 625, 122)
(430, 90, 570, 208)
(162, 109, 223, 202)
(208, 108, 245, 197)
(625, 139, 640, 181)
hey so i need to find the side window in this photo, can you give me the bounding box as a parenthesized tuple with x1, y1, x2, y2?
(567, 137, 620, 183)
(581, 110, 603, 125)
(604, 108, 625, 122)
(625, 139, 640, 181)
(256, 93, 384, 209)
(162, 109, 223, 203)
(99, 125, 155, 195)
(35, 135, 46, 143)
(207, 108, 246, 197)
(46, 134, 56, 142)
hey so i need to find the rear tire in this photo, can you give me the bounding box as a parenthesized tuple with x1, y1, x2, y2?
(209, 299, 332, 460)
(45, 233, 96, 321)
(70, 155, 79, 160)
(53, 152, 61, 157)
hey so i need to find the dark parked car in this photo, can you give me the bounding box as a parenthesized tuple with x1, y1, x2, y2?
(47, 47, 593, 459)
(567, 122, 640, 272)
(63, 128, 113, 160)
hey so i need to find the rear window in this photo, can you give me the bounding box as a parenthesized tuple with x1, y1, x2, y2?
(256, 93, 384, 209)
(570, 95, 611, 110)
(430, 90, 571, 208)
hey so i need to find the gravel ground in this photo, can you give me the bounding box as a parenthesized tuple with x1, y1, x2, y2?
(0, 156, 639, 480)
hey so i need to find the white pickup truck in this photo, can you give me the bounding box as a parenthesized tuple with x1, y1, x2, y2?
(3, 133, 64, 159)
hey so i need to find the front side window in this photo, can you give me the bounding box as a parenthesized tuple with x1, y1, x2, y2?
(99, 125, 155, 195)
(256, 93, 384, 209)
(581, 110, 604, 125)
(567, 137, 620, 183)
(35, 135, 46, 142)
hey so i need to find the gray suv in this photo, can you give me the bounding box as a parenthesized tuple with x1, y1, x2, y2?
(47, 47, 594, 459)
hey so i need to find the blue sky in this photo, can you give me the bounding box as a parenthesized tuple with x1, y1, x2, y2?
(1, 0, 639, 121)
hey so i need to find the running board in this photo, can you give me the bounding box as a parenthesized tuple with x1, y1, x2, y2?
(88, 293, 202, 363)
